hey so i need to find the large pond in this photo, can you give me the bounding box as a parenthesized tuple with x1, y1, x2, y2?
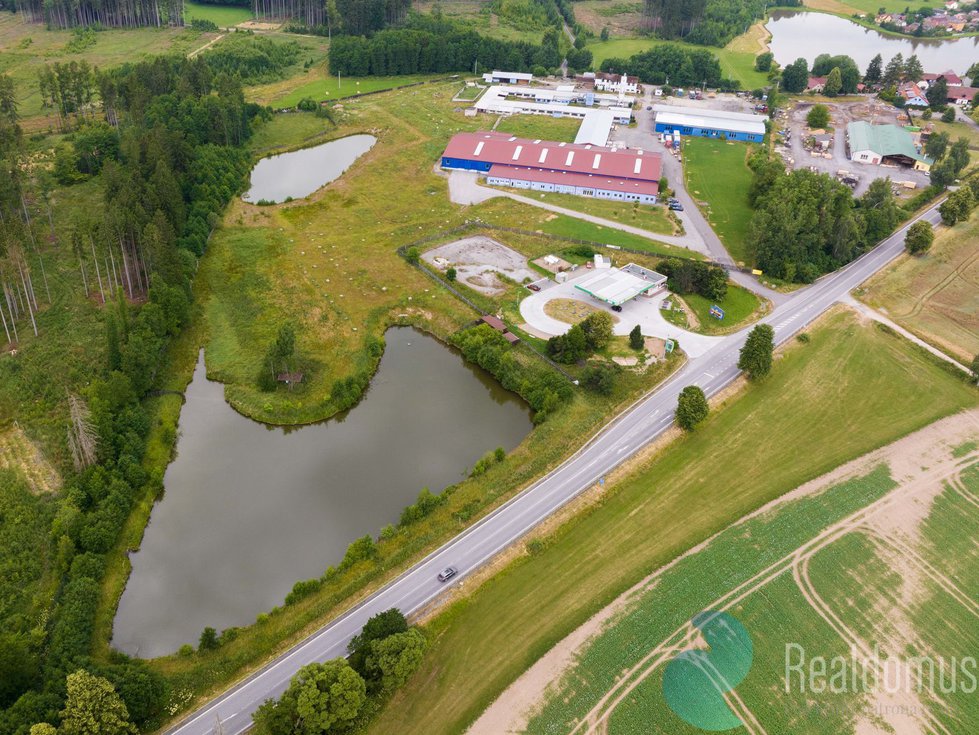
(242, 134, 376, 203)
(767, 10, 979, 76)
(112, 328, 532, 658)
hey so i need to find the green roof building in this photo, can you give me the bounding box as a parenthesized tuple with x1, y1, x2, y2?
(846, 121, 933, 171)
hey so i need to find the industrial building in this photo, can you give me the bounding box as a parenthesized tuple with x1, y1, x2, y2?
(573, 263, 668, 307)
(846, 122, 932, 171)
(474, 85, 635, 147)
(652, 104, 767, 143)
(441, 132, 663, 204)
(481, 71, 533, 85)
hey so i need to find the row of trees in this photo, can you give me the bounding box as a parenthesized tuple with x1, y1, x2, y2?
(640, 0, 768, 47)
(17, 0, 183, 29)
(656, 258, 727, 301)
(328, 16, 558, 77)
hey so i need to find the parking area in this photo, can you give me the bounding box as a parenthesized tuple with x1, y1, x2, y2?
(518, 268, 722, 357)
(776, 100, 931, 196)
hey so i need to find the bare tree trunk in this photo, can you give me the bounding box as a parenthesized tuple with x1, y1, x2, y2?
(16, 261, 38, 337)
(78, 253, 89, 296)
(0, 297, 10, 344)
(91, 240, 106, 303)
(3, 283, 18, 343)
(108, 247, 119, 292)
(119, 242, 134, 298)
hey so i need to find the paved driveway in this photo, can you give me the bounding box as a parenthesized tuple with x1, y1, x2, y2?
(517, 273, 723, 358)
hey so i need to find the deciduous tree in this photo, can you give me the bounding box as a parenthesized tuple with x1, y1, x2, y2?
(364, 629, 427, 693)
(904, 220, 934, 254)
(738, 324, 775, 380)
(676, 385, 708, 431)
(806, 104, 829, 129)
(59, 670, 136, 735)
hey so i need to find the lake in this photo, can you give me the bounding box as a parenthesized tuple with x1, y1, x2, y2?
(767, 10, 979, 76)
(112, 328, 532, 658)
(242, 134, 376, 203)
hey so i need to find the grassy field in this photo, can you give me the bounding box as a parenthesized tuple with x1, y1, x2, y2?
(808, 0, 944, 15)
(412, 0, 548, 45)
(682, 138, 756, 265)
(362, 307, 977, 735)
(493, 114, 583, 142)
(184, 0, 253, 26)
(247, 69, 440, 109)
(0, 13, 213, 121)
(681, 284, 765, 334)
(857, 210, 979, 363)
(588, 37, 770, 90)
(498, 189, 679, 235)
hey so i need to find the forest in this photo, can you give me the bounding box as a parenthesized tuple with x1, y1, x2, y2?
(0, 43, 274, 734)
(328, 15, 559, 76)
(641, 0, 769, 47)
(256, 0, 413, 35)
(16, 0, 183, 29)
(600, 43, 737, 89)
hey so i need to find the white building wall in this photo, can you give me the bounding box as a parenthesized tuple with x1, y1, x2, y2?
(485, 174, 657, 204)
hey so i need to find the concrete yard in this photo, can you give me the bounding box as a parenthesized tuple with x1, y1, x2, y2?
(422, 236, 537, 295)
(518, 269, 722, 357)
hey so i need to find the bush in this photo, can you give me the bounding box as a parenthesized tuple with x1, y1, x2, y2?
(806, 104, 830, 129)
(582, 361, 620, 395)
(399, 487, 444, 526)
(190, 18, 219, 32)
(405, 247, 420, 264)
(296, 97, 318, 111)
(629, 324, 644, 350)
(446, 267, 457, 281)
(199, 626, 219, 651)
(942, 106, 957, 123)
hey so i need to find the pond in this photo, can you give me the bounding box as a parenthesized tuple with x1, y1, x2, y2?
(242, 134, 376, 204)
(112, 328, 532, 658)
(766, 10, 979, 76)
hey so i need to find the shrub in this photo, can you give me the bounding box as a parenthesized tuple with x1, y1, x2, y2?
(806, 104, 829, 129)
(629, 325, 644, 350)
(582, 361, 620, 395)
(942, 107, 956, 123)
(199, 626, 219, 651)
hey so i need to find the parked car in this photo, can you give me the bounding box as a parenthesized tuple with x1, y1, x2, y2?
(611, 304, 623, 312)
(668, 197, 679, 205)
(669, 202, 684, 211)
(437, 567, 457, 582)
(527, 283, 541, 292)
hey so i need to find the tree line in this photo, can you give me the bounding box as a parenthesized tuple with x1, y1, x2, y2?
(641, 0, 768, 47)
(0, 45, 270, 735)
(17, 0, 183, 29)
(328, 15, 559, 77)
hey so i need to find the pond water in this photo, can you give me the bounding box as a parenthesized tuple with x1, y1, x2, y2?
(112, 328, 532, 658)
(242, 134, 376, 203)
(767, 10, 979, 76)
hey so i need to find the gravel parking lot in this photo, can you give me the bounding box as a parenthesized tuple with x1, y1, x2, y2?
(422, 236, 536, 296)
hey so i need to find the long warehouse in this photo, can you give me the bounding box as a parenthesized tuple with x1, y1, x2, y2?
(441, 132, 663, 204)
(652, 104, 766, 143)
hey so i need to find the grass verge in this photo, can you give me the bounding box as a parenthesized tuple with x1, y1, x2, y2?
(493, 114, 583, 142)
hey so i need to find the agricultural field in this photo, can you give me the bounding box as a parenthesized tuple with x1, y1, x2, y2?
(494, 113, 584, 142)
(363, 307, 978, 735)
(556, 416, 979, 734)
(587, 36, 770, 90)
(184, 0, 254, 27)
(0, 13, 215, 122)
(682, 138, 757, 266)
(857, 210, 979, 363)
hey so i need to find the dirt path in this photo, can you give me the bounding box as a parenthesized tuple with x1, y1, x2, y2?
(188, 33, 225, 58)
(469, 410, 979, 735)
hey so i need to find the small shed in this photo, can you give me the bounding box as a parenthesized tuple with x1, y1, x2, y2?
(276, 372, 304, 385)
(481, 315, 507, 332)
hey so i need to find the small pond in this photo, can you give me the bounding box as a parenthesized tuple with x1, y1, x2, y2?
(112, 327, 532, 658)
(767, 10, 979, 76)
(242, 134, 376, 204)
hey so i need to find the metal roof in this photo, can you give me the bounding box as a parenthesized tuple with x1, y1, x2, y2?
(573, 268, 663, 306)
(574, 110, 615, 146)
(443, 132, 662, 183)
(652, 105, 766, 136)
(846, 122, 932, 164)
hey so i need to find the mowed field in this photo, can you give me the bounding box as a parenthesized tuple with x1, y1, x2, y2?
(530, 413, 979, 734)
(682, 138, 756, 266)
(362, 307, 978, 735)
(184, 0, 253, 27)
(858, 210, 979, 363)
(494, 113, 583, 142)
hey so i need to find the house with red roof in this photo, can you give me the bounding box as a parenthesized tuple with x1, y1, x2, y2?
(441, 132, 662, 205)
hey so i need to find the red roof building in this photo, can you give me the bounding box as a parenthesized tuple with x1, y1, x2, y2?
(946, 85, 979, 104)
(922, 70, 964, 86)
(441, 132, 662, 204)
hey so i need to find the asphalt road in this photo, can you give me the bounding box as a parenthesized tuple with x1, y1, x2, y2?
(166, 201, 944, 735)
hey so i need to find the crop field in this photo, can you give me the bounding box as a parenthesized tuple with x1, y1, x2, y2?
(858, 210, 979, 363)
(0, 13, 213, 121)
(524, 412, 979, 735)
(494, 114, 583, 142)
(362, 308, 978, 735)
(682, 138, 757, 266)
